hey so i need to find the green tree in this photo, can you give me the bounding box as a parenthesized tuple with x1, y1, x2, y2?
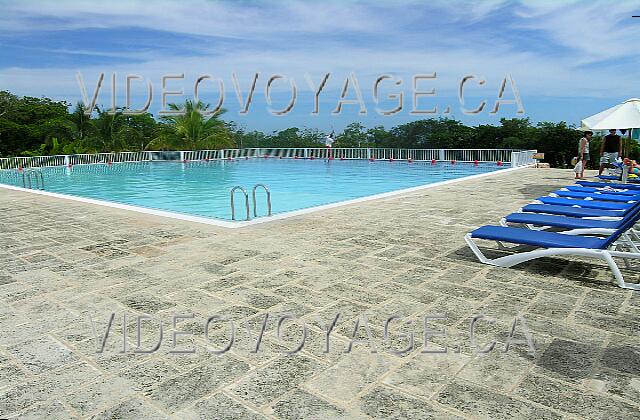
(474, 124, 502, 149)
(384, 119, 473, 149)
(298, 128, 325, 146)
(365, 126, 392, 147)
(148, 100, 234, 150)
(85, 107, 126, 152)
(336, 123, 367, 147)
(120, 113, 158, 151)
(68, 102, 93, 143)
(534, 121, 581, 167)
(0, 91, 18, 118)
(0, 92, 71, 156)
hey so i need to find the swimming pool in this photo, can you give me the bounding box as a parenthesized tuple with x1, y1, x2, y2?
(0, 159, 508, 223)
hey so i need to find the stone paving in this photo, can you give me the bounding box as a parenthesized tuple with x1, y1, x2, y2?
(0, 167, 638, 419)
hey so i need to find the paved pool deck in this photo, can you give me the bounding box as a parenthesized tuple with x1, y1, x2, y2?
(0, 167, 638, 419)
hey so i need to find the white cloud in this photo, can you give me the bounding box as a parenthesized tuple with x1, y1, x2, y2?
(1, 0, 639, 115)
(0, 0, 390, 39)
(514, 0, 640, 62)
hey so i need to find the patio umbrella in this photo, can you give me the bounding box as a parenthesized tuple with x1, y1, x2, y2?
(581, 98, 640, 130)
(581, 98, 640, 157)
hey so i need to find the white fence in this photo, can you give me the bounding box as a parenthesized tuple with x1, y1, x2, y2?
(0, 152, 151, 170)
(0, 148, 537, 170)
(509, 150, 538, 168)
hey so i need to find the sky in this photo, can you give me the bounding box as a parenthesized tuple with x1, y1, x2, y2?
(1, 0, 639, 133)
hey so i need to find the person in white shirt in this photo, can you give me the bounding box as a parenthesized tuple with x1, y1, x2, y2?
(324, 131, 335, 148)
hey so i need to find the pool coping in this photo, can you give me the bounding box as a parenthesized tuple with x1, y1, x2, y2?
(0, 164, 531, 229)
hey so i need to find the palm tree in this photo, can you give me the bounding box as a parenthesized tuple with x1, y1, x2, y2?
(148, 100, 234, 150)
(89, 107, 125, 152)
(69, 102, 93, 143)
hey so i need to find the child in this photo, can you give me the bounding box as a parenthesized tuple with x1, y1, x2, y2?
(574, 158, 584, 179)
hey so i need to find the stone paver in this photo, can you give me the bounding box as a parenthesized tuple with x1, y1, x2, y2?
(0, 167, 638, 419)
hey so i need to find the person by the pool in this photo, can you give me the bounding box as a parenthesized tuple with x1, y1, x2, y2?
(599, 129, 622, 175)
(324, 131, 335, 160)
(324, 131, 335, 148)
(576, 130, 592, 179)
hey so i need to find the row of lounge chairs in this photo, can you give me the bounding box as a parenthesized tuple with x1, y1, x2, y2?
(465, 180, 640, 290)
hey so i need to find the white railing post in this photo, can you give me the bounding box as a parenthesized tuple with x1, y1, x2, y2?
(439, 149, 445, 161)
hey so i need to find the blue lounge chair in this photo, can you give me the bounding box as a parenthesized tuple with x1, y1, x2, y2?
(465, 220, 640, 289)
(551, 190, 638, 203)
(593, 174, 640, 183)
(536, 196, 634, 211)
(596, 174, 623, 181)
(509, 194, 640, 235)
(577, 181, 640, 190)
(502, 213, 623, 234)
(502, 207, 640, 241)
(563, 186, 640, 196)
(521, 204, 626, 219)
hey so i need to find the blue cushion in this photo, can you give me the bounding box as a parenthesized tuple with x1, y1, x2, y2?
(521, 204, 625, 218)
(505, 213, 621, 230)
(564, 186, 640, 196)
(553, 190, 637, 203)
(577, 181, 640, 190)
(470, 226, 608, 249)
(538, 196, 633, 210)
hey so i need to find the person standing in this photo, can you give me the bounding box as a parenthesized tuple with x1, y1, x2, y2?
(324, 130, 335, 160)
(324, 130, 335, 148)
(576, 130, 592, 179)
(599, 129, 622, 175)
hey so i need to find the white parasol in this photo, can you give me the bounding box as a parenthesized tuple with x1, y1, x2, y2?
(581, 98, 640, 130)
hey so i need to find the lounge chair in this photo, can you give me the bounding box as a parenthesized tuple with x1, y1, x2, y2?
(520, 203, 626, 219)
(465, 216, 640, 290)
(596, 174, 623, 181)
(501, 213, 623, 235)
(536, 196, 634, 211)
(577, 180, 640, 189)
(509, 194, 640, 229)
(550, 190, 638, 203)
(563, 185, 640, 196)
(501, 206, 640, 241)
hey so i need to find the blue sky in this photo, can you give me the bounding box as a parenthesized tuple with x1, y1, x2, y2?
(1, 0, 639, 133)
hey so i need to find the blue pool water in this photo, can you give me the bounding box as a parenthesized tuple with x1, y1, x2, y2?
(0, 159, 507, 220)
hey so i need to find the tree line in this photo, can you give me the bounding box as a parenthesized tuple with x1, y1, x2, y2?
(1, 90, 635, 167)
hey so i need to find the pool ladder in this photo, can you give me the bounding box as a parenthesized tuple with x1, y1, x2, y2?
(230, 184, 272, 221)
(22, 169, 45, 190)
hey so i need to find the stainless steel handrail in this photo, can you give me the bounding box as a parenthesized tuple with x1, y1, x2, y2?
(252, 184, 272, 217)
(230, 186, 251, 221)
(22, 169, 45, 190)
(34, 170, 45, 190)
